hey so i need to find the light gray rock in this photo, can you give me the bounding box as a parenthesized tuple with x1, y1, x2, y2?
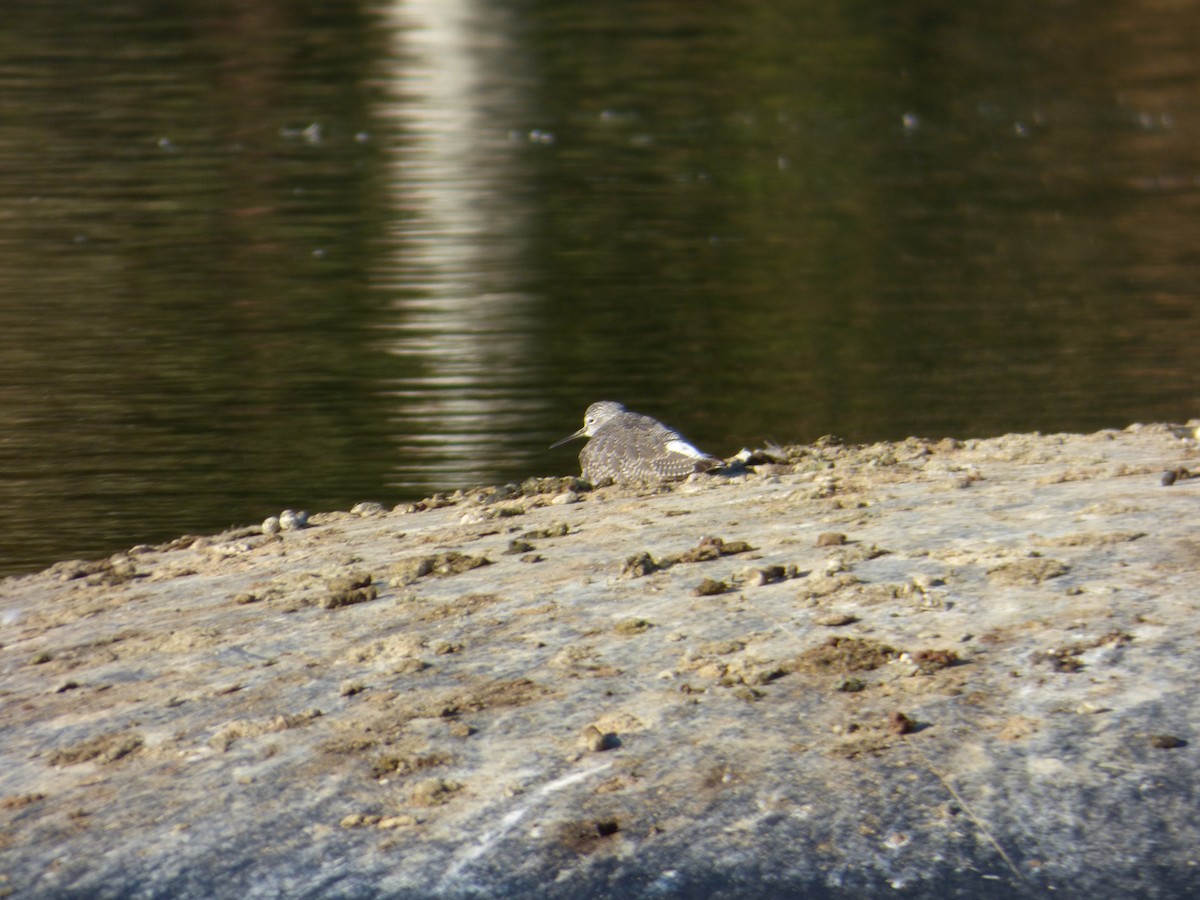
(1, 426, 1198, 898)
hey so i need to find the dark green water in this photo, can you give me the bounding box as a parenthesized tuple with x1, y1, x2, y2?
(1, 0, 1198, 575)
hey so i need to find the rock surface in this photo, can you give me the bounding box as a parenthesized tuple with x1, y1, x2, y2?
(2, 425, 1199, 898)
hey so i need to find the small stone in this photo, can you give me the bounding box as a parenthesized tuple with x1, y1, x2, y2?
(322, 574, 377, 610)
(261, 517, 281, 535)
(912, 649, 959, 673)
(621, 552, 661, 578)
(328, 573, 373, 592)
(391, 659, 429, 675)
(675, 536, 755, 562)
(410, 778, 462, 807)
(582, 725, 617, 752)
(716, 539, 754, 554)
(551, 491, 579, 505)
(321, 587, 377, 610)
(351, 501, 387, 517)
(1148, 734, 1186, 749)
(389, 553, 489, 586)
(815, 613, 858, 627)
(279, 510, 308, 531)
(887, 711, 916, 735)
(737, 565, 787, 587)
(377, 815, 418, 829)
(430, 553, 490, 577)
(340, 813, 381, 828)
(614, 618, 652, 635)
(694, 577, 729, 596)
(816, 532, 847, 547)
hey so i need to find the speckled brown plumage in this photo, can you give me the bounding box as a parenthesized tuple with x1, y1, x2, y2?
(551, 401, 721, 484)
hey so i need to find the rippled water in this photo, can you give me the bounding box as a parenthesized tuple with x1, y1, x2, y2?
(1, 0, 1198, 575)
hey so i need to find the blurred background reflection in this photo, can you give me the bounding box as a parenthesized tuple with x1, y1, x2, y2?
(0, 0, 1198, 574)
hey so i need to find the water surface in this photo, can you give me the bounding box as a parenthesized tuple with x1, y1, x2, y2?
(1, 0, 1198, 574)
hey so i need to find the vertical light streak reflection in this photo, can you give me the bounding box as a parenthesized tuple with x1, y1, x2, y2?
(373, 0, 546, 494)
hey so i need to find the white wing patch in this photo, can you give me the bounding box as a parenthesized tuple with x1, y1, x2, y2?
(665, 439, 707, 459)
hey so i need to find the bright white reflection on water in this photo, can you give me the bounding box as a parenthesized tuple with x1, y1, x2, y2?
(373, 0, 547, 495)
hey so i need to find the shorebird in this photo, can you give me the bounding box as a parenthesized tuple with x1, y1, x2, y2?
(551, 401, 722, 484)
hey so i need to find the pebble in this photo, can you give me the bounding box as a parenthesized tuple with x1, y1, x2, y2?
(339, 813, 381, 828)
(377, 815, 418, 829)
(815, 613, 858, 627)
(582, 725, 617, 752)
(621, 552, 661, 578)
(1148, 734, 1186, 749)
(279, 510, 308, 531)
(321, 572, 377, 610)
(736, 566, 788, 586)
